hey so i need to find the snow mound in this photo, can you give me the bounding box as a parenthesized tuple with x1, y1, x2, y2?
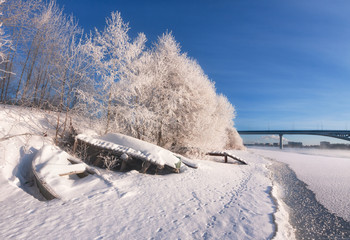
(77, 133, 182, 169)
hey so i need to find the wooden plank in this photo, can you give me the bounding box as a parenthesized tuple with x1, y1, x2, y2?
(173, 153, 199, 169)
(67, 157, 83, 164)
(226, 154, 247, 165)
(59, 170, 87, 176)
(31, 159, 60, 200)
(207, 152, 247, 165)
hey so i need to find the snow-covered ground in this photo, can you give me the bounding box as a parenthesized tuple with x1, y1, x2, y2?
(3, 105, 350, 239)
(1, 105, 291, 239)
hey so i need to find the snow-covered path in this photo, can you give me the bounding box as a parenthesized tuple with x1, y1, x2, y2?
(0, 150, 277, 239)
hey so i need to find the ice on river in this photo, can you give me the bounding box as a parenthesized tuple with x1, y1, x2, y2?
(250, 147, 350, 222)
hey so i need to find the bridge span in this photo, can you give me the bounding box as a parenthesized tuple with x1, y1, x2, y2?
(237, 130, 350, 149)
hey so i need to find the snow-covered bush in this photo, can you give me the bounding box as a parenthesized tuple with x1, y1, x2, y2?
(225, 127, 246, 150)
(113, 32, 244, 156)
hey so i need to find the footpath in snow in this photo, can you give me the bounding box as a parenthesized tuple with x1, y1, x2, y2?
(1, 148, 281, 239)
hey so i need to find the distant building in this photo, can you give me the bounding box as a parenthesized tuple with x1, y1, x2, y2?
(287, 141, 303, 148)
(320, 141, 331, 148)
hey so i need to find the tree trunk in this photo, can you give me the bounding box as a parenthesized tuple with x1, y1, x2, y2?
(105, 91, 112, 134)
(3, 27, 22, 103)
(15, 42, 33, 100)
(21, 43, 41, 102)
(0, 61, 8, 102)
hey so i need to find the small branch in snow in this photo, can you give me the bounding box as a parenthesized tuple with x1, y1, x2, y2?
(0, 132, 46, 142)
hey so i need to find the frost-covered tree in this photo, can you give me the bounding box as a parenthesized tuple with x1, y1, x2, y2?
(225, 127, 245, 150)
(80, 11, 146, 133)
(114, 32, 244, 156)
(0, 0, 86, 109)
(0, 0, 13, 101)
(0, 0, 10, 62)
(0, 1, 244, 152)
(0, 0, 44, 103)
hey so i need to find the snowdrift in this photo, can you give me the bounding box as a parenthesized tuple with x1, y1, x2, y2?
(74, 133, 198, 173)
(32, 145, 108, 200)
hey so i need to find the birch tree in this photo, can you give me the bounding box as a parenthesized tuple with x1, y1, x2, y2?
(0, 0, 43, 103)
(0, 0, 10, 63)
(82, 11, 146, 133)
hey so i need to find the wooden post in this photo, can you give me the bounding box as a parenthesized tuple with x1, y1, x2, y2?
(140, 161, 151, 174)
(72, 138, 78, 155)
(120, 160, 128, 171)
(224, 155, 228, 163)
(120, 153, 129, 171)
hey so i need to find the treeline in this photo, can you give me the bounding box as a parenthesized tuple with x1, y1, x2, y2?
(0, 0, 244, 156)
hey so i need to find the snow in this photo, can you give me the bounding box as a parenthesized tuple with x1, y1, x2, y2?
(5, 105, 350, 239)
(2, 151, 277, 239)
(100, 133, 182, 169)
(33, 144, 110, 200)
(9, 105, 350, 238)
(250, 147, 350, 222)
(0, 105, 284, 239)
(77, 133, 182, 169)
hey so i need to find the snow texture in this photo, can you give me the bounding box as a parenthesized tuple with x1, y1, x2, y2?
(0, 105, 282, 239)
(6, 104, 350, 239)
(251, 147, 350, 222)
(77, 133, 182, 169)
(33, 144, 109, 200)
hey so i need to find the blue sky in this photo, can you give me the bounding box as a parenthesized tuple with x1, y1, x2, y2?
(57, 0, 350, 145)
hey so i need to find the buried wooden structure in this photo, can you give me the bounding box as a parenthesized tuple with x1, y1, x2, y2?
(32, 159, 61, 200)
(72, 135, 182, 174)
(32, 155, 94, 200)
(207, 151, 247, 165)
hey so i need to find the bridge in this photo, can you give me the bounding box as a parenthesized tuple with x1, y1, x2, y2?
(237, 130, 350, 149)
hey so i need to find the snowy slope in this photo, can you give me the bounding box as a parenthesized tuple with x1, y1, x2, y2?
(1, 152, 279, 239)
(0, 105, 294, 239)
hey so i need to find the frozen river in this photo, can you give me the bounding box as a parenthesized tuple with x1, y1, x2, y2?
(250, 147, 350, 239)
(270, 161, 350, 239)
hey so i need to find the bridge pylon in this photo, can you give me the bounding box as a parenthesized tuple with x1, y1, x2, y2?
(279, 134, 283, 149)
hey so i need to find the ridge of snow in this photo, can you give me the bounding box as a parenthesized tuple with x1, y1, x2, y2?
(77, 133, 182, 168)
(76, 134, 152, 162)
